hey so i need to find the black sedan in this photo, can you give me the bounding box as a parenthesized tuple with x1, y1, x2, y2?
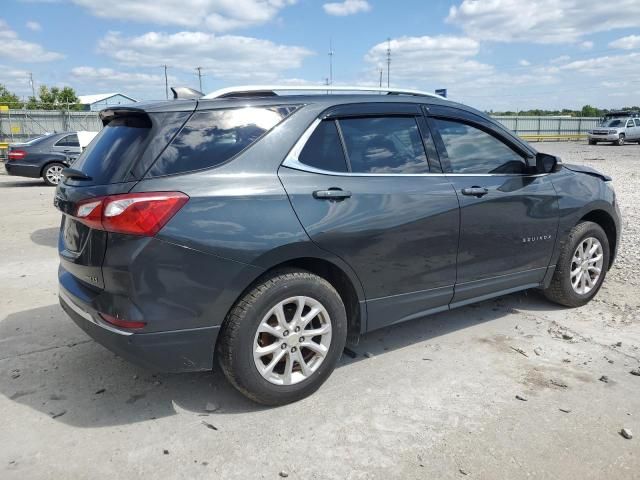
(5, 131, 96, 186)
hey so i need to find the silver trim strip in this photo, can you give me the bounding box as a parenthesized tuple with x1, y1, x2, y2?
(203, 85, 445, 100)
(59, 290, 133, 337)
(281, 119, 548, 178)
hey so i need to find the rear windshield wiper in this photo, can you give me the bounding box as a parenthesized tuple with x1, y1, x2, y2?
(61, 168, 92, 181)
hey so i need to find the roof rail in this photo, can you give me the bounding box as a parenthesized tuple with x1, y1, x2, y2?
(202, 85, 444, 100)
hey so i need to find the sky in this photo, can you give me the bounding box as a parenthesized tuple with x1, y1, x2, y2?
(2, 0, 640, 111)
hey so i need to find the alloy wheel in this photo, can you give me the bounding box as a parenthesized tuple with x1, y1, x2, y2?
(46, 165, 64, 185)
(570, 237, 604, 295)
(253, 296, 332, 386)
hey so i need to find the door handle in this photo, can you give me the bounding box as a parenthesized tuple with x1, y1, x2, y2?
(461, 186, 489, 197)
(313, 189, 352, 200)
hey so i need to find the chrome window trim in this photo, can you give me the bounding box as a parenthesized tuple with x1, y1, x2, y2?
(282, 118, 548, 178)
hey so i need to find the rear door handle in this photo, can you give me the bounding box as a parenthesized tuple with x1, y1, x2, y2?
(313, 189, 352, 200)
(461, 186, 489, 197)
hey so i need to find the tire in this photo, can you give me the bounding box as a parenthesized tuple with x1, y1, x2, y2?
(217, 270, 348, 405)
(543, 221, 610, 307)
(615, 134, 625, 146)
(42, 162, 65, 186)
(588, 139, 597, 145)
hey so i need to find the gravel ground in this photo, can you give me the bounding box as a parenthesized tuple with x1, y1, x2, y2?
(0, 142, 639, 479)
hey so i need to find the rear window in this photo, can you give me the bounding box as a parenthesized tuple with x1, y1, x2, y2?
(71, 116, 152, 184)
(147, 106, 298, 177)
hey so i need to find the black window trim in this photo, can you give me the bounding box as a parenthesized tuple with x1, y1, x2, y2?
(424, 106, 537, 176)
(283, 106, 443, 176)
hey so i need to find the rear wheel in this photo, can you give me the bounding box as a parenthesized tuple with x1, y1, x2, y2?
(42, 162, 65, 186)
(543, 221, 609, 307)
(217, 270, 347, 405)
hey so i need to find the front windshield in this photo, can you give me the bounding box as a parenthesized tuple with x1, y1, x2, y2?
(600, 119, 624, 127)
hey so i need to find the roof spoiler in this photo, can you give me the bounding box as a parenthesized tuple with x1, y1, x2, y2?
(171, 87, 204, 100)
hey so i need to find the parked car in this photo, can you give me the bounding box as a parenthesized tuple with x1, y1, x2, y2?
(588, 112, 640, 145)
(5, 130, 98, 185)
(55, 86, 621, 405)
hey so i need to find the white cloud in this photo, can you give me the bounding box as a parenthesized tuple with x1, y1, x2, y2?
(447, 0, 640, 44)
(98, 31, 313, 81)
(609, 34, 640, 50)
(365, 35, 493, 84)
(580, 40, 594, 50)
(323, 0, 371, 16)
(0, 64, 31, 97)
(25, 21, 41, 31)
(518, 59, 530, 66)
(71, 0, 296, 31)
(560, 52, 640, 75)
(0, 18, 63, 62)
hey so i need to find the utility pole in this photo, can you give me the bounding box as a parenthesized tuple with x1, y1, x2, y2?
(379, 68, 383, 88)
(195, 66, 203, 92)
(162, 65, 169, 99)
(328, 40, 334, 87)
(386, 38, 391, 88)
(28, 72, 35, 98)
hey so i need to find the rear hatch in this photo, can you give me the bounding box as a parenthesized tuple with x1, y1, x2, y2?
(55, 105, 194, 290)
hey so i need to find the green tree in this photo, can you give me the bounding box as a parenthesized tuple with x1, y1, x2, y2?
(580, 105, 599, 117)
(0, 84, 21, 107)
(26, 84, 82, 111)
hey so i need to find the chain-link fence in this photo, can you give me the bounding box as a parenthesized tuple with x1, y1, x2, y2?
(0, 106, 603, 145)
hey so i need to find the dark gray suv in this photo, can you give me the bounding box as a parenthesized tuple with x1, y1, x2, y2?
(55, 86, 621, 405)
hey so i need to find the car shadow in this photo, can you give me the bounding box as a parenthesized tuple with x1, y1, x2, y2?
(0, 290, 563, 428)
(0, 179, 46, 188)
(30, 227, 59, 248)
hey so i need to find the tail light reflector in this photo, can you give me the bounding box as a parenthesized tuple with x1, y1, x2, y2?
(8, 149, 27, 161)
(75, 192, 189, 236)
(99, 313, 146, 330)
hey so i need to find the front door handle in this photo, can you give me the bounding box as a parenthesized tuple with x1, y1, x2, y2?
(313, 189, 352, 200)
(461, 186, 489, 197)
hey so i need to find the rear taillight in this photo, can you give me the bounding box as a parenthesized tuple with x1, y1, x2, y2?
(99, 313, 146, 330)
(8, 149, 27, 161)
(75, 192, 189, 236)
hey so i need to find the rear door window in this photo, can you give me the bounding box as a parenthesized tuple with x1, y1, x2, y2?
(55, 134, 80, 147)
(338, 116, 429, 174)
(148, 106, 299, 177)
(298, 120, 348, 172)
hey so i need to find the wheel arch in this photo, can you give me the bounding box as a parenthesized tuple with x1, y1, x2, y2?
(579, 209, 618, 268)
(223, 253, 367, 343)
(39, 158, 67, 176)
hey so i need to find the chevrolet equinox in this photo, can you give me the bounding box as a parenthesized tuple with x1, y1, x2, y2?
(56, 86, 621, 405)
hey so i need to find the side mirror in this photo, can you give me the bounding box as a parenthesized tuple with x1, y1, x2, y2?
(536, 152, 562, 174)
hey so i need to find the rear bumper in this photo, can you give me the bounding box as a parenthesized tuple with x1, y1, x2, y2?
(4, 161, 41, 178)
(59, 287, 219, 372)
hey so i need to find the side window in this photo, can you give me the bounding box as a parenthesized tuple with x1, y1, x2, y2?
(56, 134, 79, 147)
(434, 119, 527, 174)
(149, 105, 299, 177)
(298, 120, 348, 172)
(627, 120, 635, 128)
(338, 116, 429, 174)
(635, 119, 640, 127)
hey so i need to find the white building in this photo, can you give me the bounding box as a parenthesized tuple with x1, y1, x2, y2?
(78, 93, 137, 111)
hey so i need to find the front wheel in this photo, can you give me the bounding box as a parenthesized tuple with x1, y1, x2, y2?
(217, 270, 347, 405)
(543, 221, 610, 307)
(615, 134, 625, 146)
(588, 139, 597, 145)
(42, 162, 65, 186)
